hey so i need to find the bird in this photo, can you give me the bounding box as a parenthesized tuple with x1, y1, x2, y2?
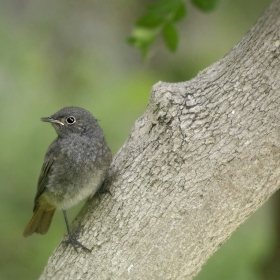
(23, 106, 112, 252)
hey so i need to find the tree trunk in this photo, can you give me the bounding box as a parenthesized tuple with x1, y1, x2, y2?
(40, 1, 280, 279)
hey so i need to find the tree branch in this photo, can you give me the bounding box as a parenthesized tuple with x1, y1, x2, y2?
(40, 1, 280, 279)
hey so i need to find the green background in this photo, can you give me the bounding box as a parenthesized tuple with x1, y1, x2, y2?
(0, 0, 276, 279)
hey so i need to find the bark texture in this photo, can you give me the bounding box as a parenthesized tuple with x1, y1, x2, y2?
(40, 1, 280, 279)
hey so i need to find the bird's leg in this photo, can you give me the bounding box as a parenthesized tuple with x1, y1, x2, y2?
(62, 210, 91, 253)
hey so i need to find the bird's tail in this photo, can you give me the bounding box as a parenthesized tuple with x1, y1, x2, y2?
(23, 205, 56, 237)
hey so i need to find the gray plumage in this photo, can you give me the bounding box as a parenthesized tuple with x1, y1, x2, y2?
(23, 106, 112, 251)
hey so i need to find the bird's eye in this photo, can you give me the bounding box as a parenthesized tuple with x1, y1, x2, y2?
(66, 116, 76, 124)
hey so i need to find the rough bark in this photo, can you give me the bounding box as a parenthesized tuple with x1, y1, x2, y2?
(40, 1, 280, 279)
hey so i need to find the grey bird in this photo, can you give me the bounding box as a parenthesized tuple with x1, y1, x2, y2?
(23, 106, 112, 252)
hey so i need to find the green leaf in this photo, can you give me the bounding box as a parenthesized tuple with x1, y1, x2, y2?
(127, 27, 158, 57)
(128, 0, 187, 55)
(138, 0, 186, 24)
(162, 23, 178, 52)
(191, 0, 219, 12)
(136, 14, 164, 28)
(173, 2, 187, 22)
(148, 0, 182, 15)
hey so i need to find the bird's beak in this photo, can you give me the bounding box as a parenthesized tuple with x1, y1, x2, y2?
(41, 117, 64, 126)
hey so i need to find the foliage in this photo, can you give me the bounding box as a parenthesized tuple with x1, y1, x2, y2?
(128, 0, 219, 57)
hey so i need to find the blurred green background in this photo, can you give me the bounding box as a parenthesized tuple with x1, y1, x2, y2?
(0, 0, 277, 279)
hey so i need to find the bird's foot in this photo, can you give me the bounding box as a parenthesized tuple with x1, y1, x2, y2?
(98, 177, 113, 197)
(97, 188, 112, 201)
(66, 234, 91, 253)
(64, 226, 91, 253)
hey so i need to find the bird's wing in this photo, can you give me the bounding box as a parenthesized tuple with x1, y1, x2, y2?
(33, 141, 59, 211)
(36, 159, 54, 196)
